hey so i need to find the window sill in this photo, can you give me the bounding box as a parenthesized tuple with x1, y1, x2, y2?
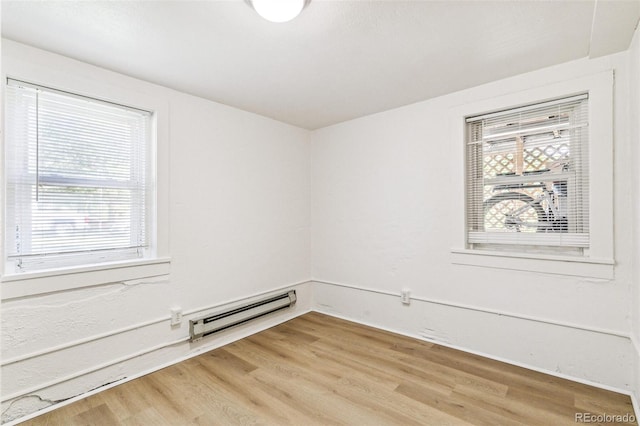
(450, 249, 614, 280)
(1, 257, 172, 300)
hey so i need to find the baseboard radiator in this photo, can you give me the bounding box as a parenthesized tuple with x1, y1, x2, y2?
(189, 290, 297, 342)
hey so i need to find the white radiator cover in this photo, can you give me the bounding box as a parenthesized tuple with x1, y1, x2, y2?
(189, 290, 297, 341)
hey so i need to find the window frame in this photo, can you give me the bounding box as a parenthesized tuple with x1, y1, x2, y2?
(5, 79, 153, 272)
(449, 71, 614, 279)
(1, 65, 170, 299)
(465, 94, 590, 252)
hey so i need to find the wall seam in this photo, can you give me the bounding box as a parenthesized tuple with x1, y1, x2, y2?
(312, 279, 631, 339)
(1, 308, 314, 426)
(1, 280, 312, 369)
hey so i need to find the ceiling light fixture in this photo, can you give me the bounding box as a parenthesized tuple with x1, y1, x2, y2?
(249, 0, 309, 23)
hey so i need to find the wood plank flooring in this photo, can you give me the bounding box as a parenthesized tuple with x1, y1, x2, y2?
(22, 312, 637, 425)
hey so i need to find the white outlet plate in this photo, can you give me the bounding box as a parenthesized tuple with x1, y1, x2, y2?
(401, 289, 411, 305)
(170, 307, 182, 326)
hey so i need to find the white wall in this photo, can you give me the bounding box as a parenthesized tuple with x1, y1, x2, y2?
(311, 49, 636, 392)
(0, 40, 311, 423)
(630, 24, 640, 413)
(3, 27, 640, 424)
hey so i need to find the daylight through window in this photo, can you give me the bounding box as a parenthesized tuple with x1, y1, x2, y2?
(5, 79, 151, 272)
(465, 94, 589, 254)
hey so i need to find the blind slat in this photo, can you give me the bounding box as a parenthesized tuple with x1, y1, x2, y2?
(465, 94, 589, 251)
(5, 80, 150, 272)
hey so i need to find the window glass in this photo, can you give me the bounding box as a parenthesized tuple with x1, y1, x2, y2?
(5, 79, 151, 272)
(465, 95, 589, 253)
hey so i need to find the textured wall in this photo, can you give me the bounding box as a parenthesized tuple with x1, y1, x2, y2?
(629, 23, 640, 412)
(310, 50, 635, 392)
(0, 40, 312, 423)
(3, 23, 640, 424)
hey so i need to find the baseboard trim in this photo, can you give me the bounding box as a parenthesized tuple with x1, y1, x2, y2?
(5, 306, 636, 426)
(1, 282, 311, 423)
(631, 335, 640, 420)
(1, 280, 312, 368)
(4, 279, 636, 424)
(312, 279, 630, 339)
(313, 308, 636, 401)
(3, 305, 313, 426)
(632, 395, 640, 425)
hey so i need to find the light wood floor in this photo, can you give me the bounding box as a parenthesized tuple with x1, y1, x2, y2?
(22, 312, 636, 425)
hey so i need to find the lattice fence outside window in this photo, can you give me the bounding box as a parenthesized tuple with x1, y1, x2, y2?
(465, 94, 589, 251)
(483, 142, 571, 231)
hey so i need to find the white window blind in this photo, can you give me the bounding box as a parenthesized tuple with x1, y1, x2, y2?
(465, 94, 589, 252)
(5, 79, 151, 272)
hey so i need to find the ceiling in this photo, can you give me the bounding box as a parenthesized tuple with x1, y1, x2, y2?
(2, 0, 640, 130)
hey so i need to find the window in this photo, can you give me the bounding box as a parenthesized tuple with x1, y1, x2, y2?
(4, 79, 152, 273)
(465, 95, 589, 255)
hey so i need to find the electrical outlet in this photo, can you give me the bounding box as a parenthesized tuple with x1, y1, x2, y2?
(401, 289, 411, 305)
(170, 307, 182, 326)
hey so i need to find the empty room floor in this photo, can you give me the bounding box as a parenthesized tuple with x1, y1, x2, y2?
(22, 312, 636, 425)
